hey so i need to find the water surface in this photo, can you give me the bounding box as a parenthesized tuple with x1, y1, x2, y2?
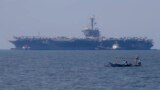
(0, 50, 159, 90)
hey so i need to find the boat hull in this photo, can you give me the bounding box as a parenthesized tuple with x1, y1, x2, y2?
(109, 62, 141, 67)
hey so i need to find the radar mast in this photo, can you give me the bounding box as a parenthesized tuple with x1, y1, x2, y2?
(90, 16, 95, 30)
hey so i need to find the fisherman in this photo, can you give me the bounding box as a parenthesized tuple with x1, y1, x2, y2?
(136, 56, 141, 65)
(122, 59, 128, 65)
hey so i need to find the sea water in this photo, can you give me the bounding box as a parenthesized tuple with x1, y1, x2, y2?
(0, 50, 160, 90)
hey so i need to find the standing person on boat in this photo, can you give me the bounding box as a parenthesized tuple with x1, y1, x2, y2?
(135, 56, 141, 66)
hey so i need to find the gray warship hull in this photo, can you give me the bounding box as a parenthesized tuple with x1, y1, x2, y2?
(10, 37, 153, 50)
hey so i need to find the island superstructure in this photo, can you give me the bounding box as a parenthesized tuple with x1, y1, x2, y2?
(10, 17, 153, 50)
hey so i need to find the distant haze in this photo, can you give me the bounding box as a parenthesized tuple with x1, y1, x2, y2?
(0, 0, 160, 49)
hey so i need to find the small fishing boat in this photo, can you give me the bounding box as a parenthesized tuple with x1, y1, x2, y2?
(108, 62, 141, 67)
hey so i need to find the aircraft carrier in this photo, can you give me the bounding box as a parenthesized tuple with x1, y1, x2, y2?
(10, 17, 153, 50)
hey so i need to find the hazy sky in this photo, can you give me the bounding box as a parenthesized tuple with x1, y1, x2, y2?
(0, 0, 160, 49)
